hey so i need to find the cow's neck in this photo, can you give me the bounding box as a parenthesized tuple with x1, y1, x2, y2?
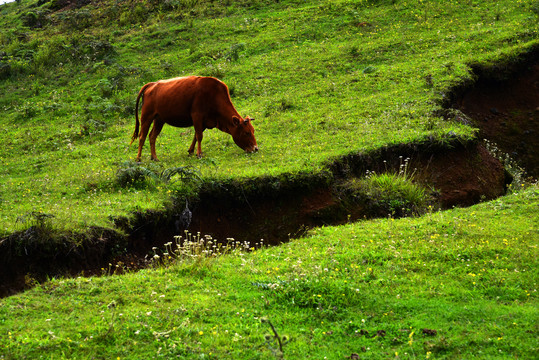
(216, 120, 233, 135)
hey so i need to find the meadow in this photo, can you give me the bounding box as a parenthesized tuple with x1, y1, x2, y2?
(0, 0, 538, 358)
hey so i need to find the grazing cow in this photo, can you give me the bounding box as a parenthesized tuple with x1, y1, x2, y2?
(131, 76, 258, 160)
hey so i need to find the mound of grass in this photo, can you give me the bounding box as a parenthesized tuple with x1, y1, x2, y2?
(0, 0, 537, 233)
(0, 184, 536, 358)
(338, 171, 429, 218)
(335, 155, 430, 217)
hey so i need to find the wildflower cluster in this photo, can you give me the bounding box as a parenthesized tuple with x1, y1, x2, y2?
(148, 231, 262, 267)
(484, 139, 533, 191)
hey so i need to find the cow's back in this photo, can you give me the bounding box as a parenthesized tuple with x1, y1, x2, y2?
(191, 76, 238, 118)
(144, 76, 236, 128)
(143, 77, 197, 126)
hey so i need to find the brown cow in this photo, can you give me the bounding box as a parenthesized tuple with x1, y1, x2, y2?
(131, 76, 258, 161)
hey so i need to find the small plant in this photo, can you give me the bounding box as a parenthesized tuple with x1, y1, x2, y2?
(104, 300, 118, 335)
(115, 162, 202, 191)
(362, 65, 376, 74)
(260, 317, 289, 360)
(10, 211, 66, 258)
(348, 45, 360, 58)
(483, 139, 531, 192)
(160, 166, 201, 184)
(96, 78, 114, 98)
(366, 173, 427, 216)
(148, 231, 260, 268)
(79, 117, 108, 137)
(226, 42, 246, 62)
(115, 160, 160, 188)
(16, 211, 55, 231)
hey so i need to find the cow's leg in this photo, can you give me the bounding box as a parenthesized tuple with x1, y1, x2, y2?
(136, 114, 153, 162)
(191, 114, 205, 158)
(149, 119, 164, 161)
(188, 134, 197, 155)
(195, 130, 204, 158)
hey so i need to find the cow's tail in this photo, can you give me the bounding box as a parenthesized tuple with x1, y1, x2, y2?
(130, 82, 154, 145)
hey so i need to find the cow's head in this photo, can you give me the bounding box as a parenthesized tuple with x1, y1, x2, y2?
(232, 116, 258, 153)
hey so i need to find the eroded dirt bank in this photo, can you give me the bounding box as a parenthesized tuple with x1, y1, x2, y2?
(0, 139, 509, 297)
(177, 141, 507, 249)
(454, 62, 539, 177)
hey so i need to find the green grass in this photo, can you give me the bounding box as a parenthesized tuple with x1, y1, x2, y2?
(1, 185, 537, 359)
(0, 1, 538, 357)
(0, 0, 537, 232)
(337, 161, 429, 218)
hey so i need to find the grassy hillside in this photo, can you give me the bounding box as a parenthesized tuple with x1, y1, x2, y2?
(1, 185, 537, 358)
(1, 1, 538, 358)
(0, 0, 537, 233)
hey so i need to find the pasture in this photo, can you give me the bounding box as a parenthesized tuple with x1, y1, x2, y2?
(0, 0, 538, 358)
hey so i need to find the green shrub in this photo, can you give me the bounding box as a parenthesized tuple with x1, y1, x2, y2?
(96, 78, 114, 98)
(160, 166, 201, 184)
(337, 159, 429, 218)
(226, 42, 246, 62)
(115, 162, 202, 189)
(115, 161, 161, 188)
(64, 9, 92, 30)
(79, 117, 108, 137)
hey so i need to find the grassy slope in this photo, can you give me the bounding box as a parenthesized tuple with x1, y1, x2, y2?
(0, 185, 537, 359)
(0, 0, 537, 232)
(0, 2, 538, 357)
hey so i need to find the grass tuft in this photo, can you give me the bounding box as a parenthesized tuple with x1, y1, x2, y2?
(337, 156, 430, 218)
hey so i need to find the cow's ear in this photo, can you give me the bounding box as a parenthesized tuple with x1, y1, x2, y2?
(233, 116, 241, 126)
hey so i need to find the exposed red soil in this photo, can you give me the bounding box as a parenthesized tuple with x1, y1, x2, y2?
(454, 63, 539, 177)
(413, 143, 508, 208)
(184, 142, 507, 247)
